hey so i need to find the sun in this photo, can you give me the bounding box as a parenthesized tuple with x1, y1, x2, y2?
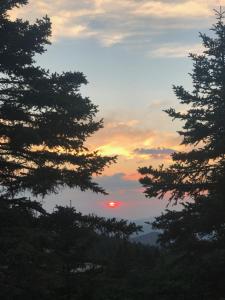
(107, 201, 120, 208)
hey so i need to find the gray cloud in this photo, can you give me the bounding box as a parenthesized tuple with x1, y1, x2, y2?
(96, 173, 139, 192)
(38, 172, 151, 220)
(134, 147, 175, 155)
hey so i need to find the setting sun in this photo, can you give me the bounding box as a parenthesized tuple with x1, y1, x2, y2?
(107, 201, 120, 208)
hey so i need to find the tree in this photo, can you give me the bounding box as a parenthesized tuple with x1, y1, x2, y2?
(139, 8, 225, 206)
(138, 9, 225, 299)
(0, 0, 115, 198)
(0, 197, 149, 300)
(139, 9, 225, 204)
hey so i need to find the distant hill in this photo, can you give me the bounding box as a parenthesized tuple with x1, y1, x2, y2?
(131, 231, 159, 246)
(131, 218, 154, 235)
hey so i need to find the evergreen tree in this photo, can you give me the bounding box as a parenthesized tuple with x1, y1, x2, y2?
(139, 9, 225, 203)
(0, 0, 115, 198)
(139, 9, 225, 299)
(0, 198, 148, 300)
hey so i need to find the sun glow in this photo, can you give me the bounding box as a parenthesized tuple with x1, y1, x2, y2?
(107, 201, 120, 208)
(97, 144, 133, 158)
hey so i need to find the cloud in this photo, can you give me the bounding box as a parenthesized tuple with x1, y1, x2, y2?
(100, 32, 131, 47)
(10, 0, 217, 49)
(88, 117, 180, 159)
(96, 172, 139, 192)
(134, 147, 176, 161)
(134, 147, 176, 155)
(91, 117, 181, 148)
(149, 43, 204, 58)
(105, 119, 140, 129)
(85, 116, 182, 178)
(41, 171, 168, 219)
(133, 1, 210, 18)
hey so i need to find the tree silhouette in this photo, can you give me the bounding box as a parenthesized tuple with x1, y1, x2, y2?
(0, 0, 115, 198)
(139, 8, 225, 203)
(138, 9, 225, 299)
(0, 198, 148, 300)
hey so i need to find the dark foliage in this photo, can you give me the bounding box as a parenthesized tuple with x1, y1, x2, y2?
(0, 197, 160, 300)
(138, 9, 225, 300)
(139, 10, 225, 203)
(2, 1, 225, 299)
(0, 0, 115, 198)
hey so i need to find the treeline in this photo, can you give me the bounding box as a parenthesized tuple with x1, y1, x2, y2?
(1, 197, 225, 299)
(0, 197, 159, 300)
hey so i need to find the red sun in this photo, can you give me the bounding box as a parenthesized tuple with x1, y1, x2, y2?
(107, 201, 120, 208)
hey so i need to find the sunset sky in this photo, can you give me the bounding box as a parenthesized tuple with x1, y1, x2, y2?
(12, 0, 223, 220)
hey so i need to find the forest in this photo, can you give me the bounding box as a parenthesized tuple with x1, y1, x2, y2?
(1, 1, 225, 299)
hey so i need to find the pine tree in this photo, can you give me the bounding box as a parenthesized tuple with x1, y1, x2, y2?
(0, 0, 115, 198)
(138, 10, 225, 299)
(139, 8, 225, 203)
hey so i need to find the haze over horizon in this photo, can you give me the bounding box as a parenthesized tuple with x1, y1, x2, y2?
(12, 0, 223, 219)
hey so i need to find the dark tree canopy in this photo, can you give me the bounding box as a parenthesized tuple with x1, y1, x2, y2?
(0, 0, 115, 197)
(137, 11, 225, 299)
(139, 9, 225, 203)
(0, 198, 149, 300)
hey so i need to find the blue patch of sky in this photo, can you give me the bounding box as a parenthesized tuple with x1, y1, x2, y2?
(37, 36, 194, 115)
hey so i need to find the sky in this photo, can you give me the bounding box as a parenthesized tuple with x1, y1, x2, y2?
(11, 0, 224, 220)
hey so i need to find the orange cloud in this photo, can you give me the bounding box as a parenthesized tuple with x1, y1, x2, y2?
(97, 144, 133, 158)
(85, 117, 183, 177)
(122, 172, 140, 181)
